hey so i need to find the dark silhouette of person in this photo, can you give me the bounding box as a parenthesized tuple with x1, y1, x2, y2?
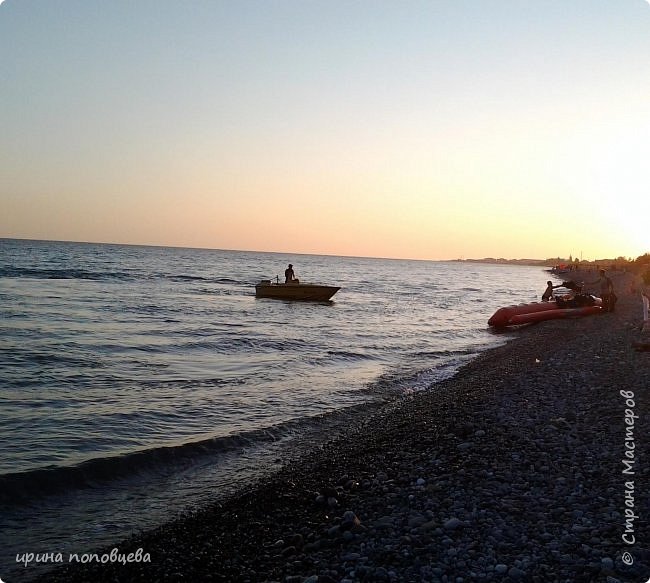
(587, 269, 616, 312)
(284, 263, 295, 284)
(542, 281, 562, 301)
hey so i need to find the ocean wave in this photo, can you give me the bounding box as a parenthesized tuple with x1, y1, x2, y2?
(413, 347, 480, 358)
(326, 350, 373, 361)
(363, 352, 478, 396)
(4, 349, 106, 369)
(168, 336, 308, 354)
(0, 267, 136, 281)
(0, 409, 376, 509)
(0, 424, 301, 508)
(166, 274, 209, 282)
(0, 267, 243, 286)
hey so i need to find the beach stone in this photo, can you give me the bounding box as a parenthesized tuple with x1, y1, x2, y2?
(444, 517, 463, 530)
(374, 516, 394, 529)
(494, 564, 508, 575)
(287, 533, 303, 548)
(355, 565, 369, 577)
(601, 557, 614, 570)
(281, 546, 296, 557)
(508, 566, 526, 579)
(408, 515, 427, 528)
(376, 472, 389, 482)
(374, 567, 390, 581)
(327, 525, 340, 537)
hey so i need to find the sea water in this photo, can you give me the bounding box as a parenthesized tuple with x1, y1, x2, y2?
(0, 239, 549, 579)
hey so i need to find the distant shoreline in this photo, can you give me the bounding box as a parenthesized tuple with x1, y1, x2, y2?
(450, 258, 550, 266)
(451, 258, 629, 268)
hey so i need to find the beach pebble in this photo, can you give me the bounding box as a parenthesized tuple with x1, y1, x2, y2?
(341, 510, 360, 530)
(280, 545, 296, 557)
(508, 566, 526, 579)
(443, 517, 463, 530)
(601, 557, 614, 570)
(327, 525, 340, 537)
(286, 533, 303, 548)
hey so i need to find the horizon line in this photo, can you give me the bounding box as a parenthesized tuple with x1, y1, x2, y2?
(1, 236, 641, 264)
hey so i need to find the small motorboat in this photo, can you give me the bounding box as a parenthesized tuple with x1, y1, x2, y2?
(255, 279, 340, 302)
(488, 294, 602, 327)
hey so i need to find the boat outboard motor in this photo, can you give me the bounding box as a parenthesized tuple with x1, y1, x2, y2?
(561, 280, 583, 292)
(556, 293, 596, 308)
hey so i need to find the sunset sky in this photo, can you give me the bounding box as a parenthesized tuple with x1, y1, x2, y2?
(1, 1, 648, 261)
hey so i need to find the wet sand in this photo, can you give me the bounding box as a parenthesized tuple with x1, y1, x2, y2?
(37, 270, 650, 582)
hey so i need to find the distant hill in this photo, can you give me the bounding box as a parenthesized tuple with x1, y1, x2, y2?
(453, 258, 550, 266)
(453, 256, 637, 269)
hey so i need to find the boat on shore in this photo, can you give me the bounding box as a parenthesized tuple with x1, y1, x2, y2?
(255, 279, 340, 302)
(488, 295, 602, 327)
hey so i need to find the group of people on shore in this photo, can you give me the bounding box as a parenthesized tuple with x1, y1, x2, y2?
(542, 267, 650, 323)
(541, 269, 615, 308)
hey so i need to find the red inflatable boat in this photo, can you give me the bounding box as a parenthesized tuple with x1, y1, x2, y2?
(488, 296, 602, 327)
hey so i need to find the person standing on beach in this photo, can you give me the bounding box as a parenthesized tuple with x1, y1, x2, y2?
(285, 263, 295, 283)
(587, 269, 616, 312)
(642, 269, 650, 328)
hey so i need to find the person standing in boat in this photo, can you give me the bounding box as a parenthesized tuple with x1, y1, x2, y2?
(586, 269, 616, 312)
(541, 281, 562, 302)
(285, 263, 295, 284)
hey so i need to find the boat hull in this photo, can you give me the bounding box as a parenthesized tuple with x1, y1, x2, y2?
(507, 305, 602, 325)
(255, 281, 340, 301)
(488, 297, 602, 327)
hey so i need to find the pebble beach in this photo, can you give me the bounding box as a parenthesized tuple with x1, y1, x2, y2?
(35, 270, 650, 583)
